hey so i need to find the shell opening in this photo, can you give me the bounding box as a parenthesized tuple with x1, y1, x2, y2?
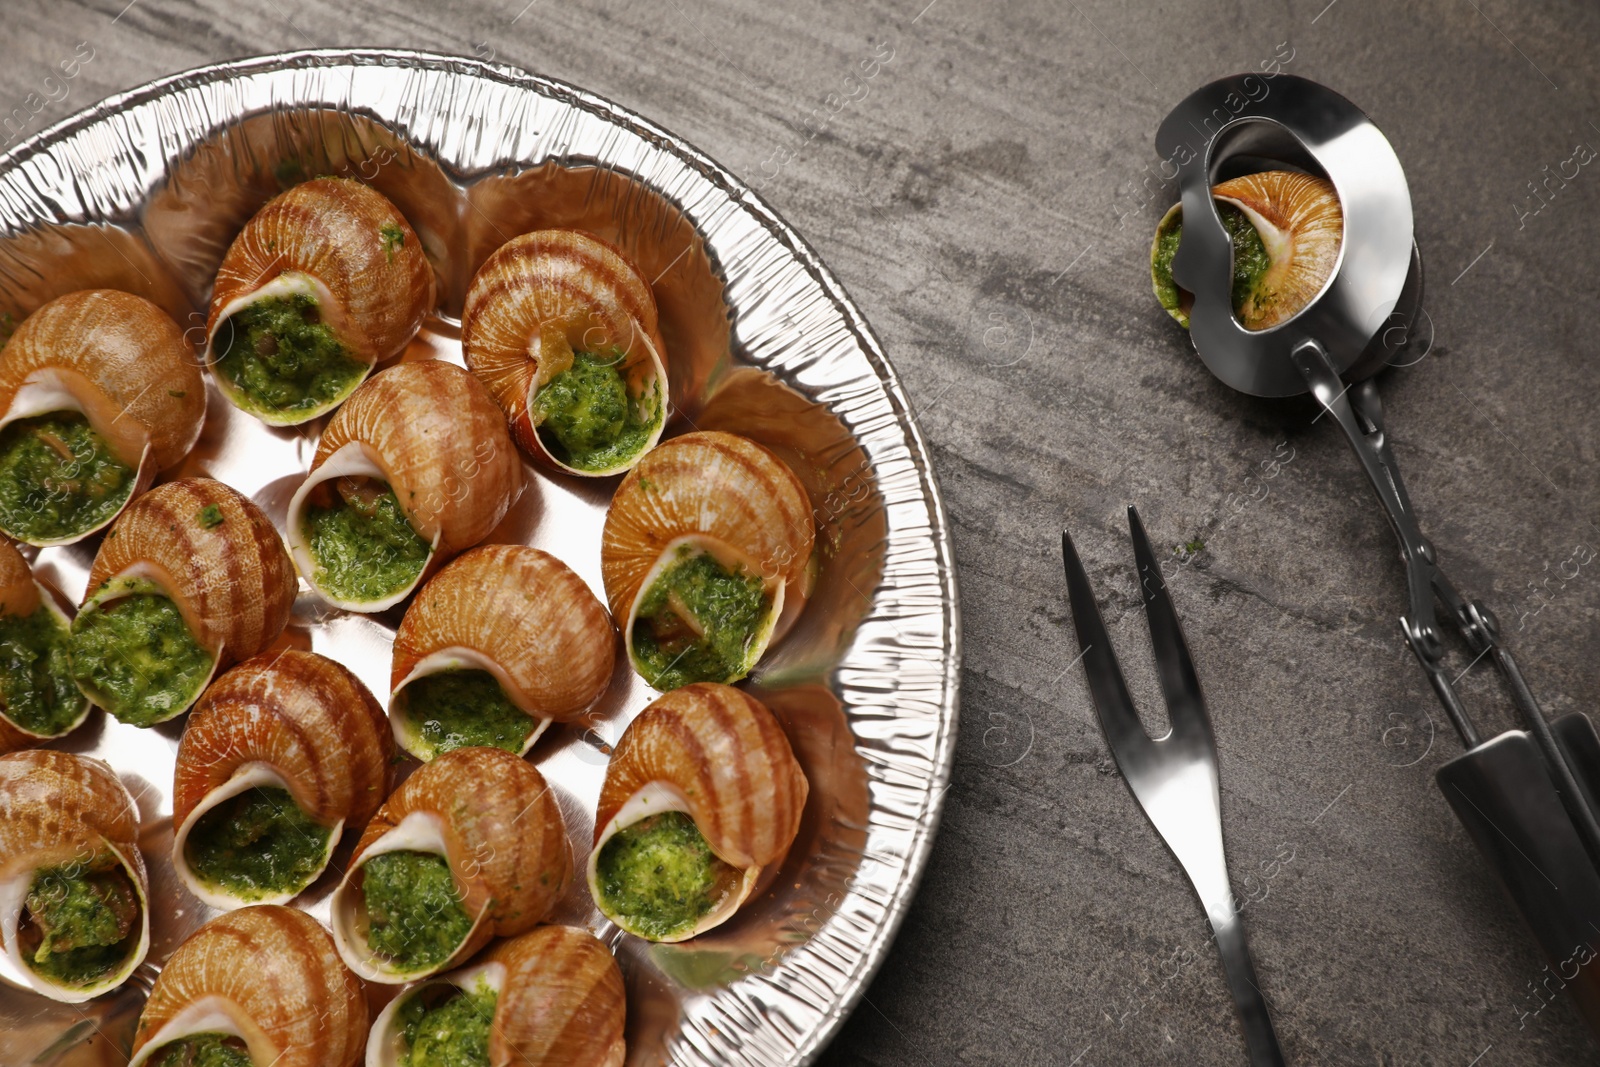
(331, 811, 489, 984)
(286, 441, 440, 613)
(586, 782, 758, 943)
(623, 535, 786, 692)
(0, 583, 91, 740)
(388, 647, 552, 761)
(0, 370, 156, 547)
(126, 994, 276, 1067)
(204, 272, 375, 426)
(69, 573, 220, 728)
(172, 762, 343, 910)
(522, 321, 668, 476)
(0, 834, 150, 1004)
(364, 960, 507, 1067)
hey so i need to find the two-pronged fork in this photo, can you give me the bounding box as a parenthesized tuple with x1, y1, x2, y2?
(1062, 506, 1285, 1067)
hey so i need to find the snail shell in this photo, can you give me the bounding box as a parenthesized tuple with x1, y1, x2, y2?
(331, 746, 572, 983)
(1151, 171, 1343, 331)
(128, 905, 367, 1067)
(76, 478, 297, 725)
(204, 177, 436, 425)
(588, 683, 808, 942)
(0, 750, 150, 1002)
(0, 290, 205, 546)
(285, 359, 521, 612)
(601, 431, 815, 689)
(0, 541, 88, 753)
(389, 544, 615, 760)
(365, 925, 627, 1067)
(172, 650, 394, 909)
(462, 229, 668, 476)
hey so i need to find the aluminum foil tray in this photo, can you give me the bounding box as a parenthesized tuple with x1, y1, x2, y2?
(0, 49, 959, 1067)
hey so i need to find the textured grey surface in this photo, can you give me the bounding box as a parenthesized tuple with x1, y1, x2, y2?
(3, 1, 1599, 1064)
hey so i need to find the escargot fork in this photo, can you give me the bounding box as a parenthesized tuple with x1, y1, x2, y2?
(1062, 506, 1286, 1067)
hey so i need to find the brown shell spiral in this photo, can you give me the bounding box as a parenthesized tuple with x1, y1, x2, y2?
(601, 430, 815, 620)
(595, 683, 808, 870)
(84, 478, 296, 663)
(131, 906, 367, 1067)
(0, 539, 39, 619)
(352, 746, 572, 938)
(207, 177, 435, 363)
(174, 650, 393, 831)
(484, 925, 627, 1067)
(391, 544, 614, 720)
(0, 749, 141, 880)
(0, 289, 204, 471)
(310, 360, 520, 557)
(461, 228, 666, 459)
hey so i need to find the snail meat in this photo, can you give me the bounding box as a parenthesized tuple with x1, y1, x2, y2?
(68, 478, 297, 726)
(588, 683, 807, 942)
(205, 177, 435, 425)
(0, 540, 88, 751)
(1150, 170, 1343, 331)
(0, 290, 204, 546)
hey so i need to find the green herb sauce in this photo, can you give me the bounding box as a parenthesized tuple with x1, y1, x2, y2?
(213, 293, 367, 417)
(630, 547, 772, 690)
(0, 604, 82, 736)
(21, 861, 140, 986)
(147, 1033, 254, 1067)
(380, 223, 406, 263)
(595, 811, 741, 941)
(304, 484, 430, 603)
(533, 350, 661, 472)
(398, 980, 497, 1067)
(197, 504, 224, 529)
(362, 851, 474, 973)
(1151, 203, 1272, 327)
(69, 589, 215, 727)
(184, 786, 333, 900)
(401, 669, 535, 758)
(0, 412, 135, 542)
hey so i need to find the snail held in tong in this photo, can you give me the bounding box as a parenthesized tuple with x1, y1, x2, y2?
(365, 925, 627, 1067)
(129, 905, 367, 1067)
(0, 750, 150, 1002)
(172, 650, 394, 909)
(68, 478, 297, 727)
(1151, 171, 1343, 330)
(286, 359, 521, 612)
(0, 540, 88, 752)
(204, 177, 435, 425)
(601, 430, 816, 691)
(331, 745, 572, 983)
(0, 289, 204, 546)
(389, 544, 614, 761)
(588, 683, 808, 942)
(462, 229, 668, 476)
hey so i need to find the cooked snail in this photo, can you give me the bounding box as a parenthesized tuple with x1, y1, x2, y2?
(0, 540, 88, 752)
(389, 544, 614, 760)
(462, 229, 667, 476)
(588, 683, 807, 942)
(601, 430, 815, 690)
(69, 478, 297, 726)
(172, 650, 394, 909)
(0, 750, 149, 1002)
(365, 924, 627, 1067)
(331, 745, 572, 983)
(285, 359, 520, 612)
(0, 289, 204, 546)
(1151, 170, 1343, 331)
(128, 905, 367, 1067)
(204, 177, 435, 425)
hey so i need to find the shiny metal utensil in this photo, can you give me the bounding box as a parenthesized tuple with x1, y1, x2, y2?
(1062, 506, 1286, 1067)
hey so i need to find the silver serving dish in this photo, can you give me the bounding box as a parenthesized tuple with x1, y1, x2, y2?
(0, 49, 959, 1067)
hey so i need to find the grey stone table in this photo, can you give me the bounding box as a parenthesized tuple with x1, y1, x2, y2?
(6, 0, 1600, 1063)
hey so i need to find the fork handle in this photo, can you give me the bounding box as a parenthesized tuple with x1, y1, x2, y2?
(1211, 911, 1287, 1067)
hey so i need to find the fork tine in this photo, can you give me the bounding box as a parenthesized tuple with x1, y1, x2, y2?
(1125, 505, 1213, 743)
(1061, 528, 1152, 758)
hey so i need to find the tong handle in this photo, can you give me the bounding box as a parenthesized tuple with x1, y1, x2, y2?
(1211, 911, 1287, 1067)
